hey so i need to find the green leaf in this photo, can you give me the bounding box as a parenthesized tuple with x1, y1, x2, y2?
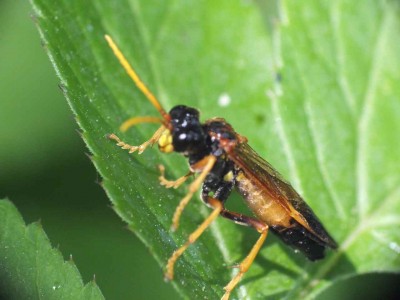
(29, 0, 400, 299)
(0, 199, 104, 300)
(272, 1, 400, 298)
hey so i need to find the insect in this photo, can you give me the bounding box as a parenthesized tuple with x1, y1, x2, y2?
(104, 34, 338, 300)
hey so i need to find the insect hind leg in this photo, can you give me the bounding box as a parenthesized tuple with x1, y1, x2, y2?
(218, 209, 269, 300)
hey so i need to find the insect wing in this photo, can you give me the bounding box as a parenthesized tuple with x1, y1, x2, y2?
(227, 142, 337, 249)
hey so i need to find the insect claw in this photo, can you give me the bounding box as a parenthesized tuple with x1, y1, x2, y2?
(170, 223, 178, 232)
(160, 181, 168, 188)
(160, 181, 176, 189)
(163, 273, 172, 282)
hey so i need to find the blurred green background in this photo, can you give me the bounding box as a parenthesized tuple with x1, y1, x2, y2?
(0, 1, 175, 299)
(1, 1, 399, 300)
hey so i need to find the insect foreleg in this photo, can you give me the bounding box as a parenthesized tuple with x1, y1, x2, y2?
(108, 125, 165, 154)
(120, 116, 162, 132)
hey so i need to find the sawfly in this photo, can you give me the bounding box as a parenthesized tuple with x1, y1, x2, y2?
(105, 35, 337, 300)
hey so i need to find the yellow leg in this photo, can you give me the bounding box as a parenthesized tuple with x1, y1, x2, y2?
(158, 165, 193, 189)
(108, 125, 165, 154)
(222, 226, 269, 300)
(165, 198, 223, 281)
(171, 155, 217, 231)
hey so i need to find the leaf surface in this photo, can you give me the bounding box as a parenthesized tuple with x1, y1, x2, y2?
(29, 0, 400, 299)
(0, 199, 104, 300)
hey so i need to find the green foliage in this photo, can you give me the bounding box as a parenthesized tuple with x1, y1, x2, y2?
(28, 0, 400, 299)
(0, 199, 104, 300)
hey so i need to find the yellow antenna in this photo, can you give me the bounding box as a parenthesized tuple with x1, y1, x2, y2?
(104, 34, 169, 120)
(119, 116, 161, 132)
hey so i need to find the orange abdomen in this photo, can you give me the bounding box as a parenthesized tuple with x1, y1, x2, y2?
(235, 171, 292, 228)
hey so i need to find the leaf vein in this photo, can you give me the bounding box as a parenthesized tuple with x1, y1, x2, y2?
(268, 90, 303, 192)
(303, 101, 346, 218)
(330, 1, 357, 116)
(356, 5, 392, 221)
